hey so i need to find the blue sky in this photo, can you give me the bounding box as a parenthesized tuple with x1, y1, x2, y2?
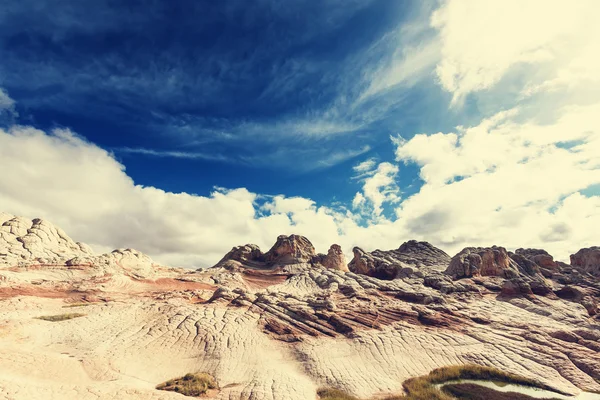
(0, 0, 464, 205)
(0, 0, 598, 267)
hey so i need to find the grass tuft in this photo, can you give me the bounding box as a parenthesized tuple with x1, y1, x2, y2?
(442, 383, 560, 400)
(317, 387, 360, 400)
(385, 364, 556, 400)
(319, 364, 557, 400)
(62, 303, 91, 308)
(36, 313, 86, 322)
(156, 372, 217, 397)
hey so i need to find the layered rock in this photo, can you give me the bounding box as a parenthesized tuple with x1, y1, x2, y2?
(315, 244, 348, 272)
(445, 246, 520, 279)
(348, 240, 450, 279)
(0, 213, 93, 266)
(67, 248, 157, 277)
(264, 234, 316, 265)
(213, 235, 348, 273)
(214, 244, 265, 267)
(2, 214, 600, 399)
(571, 247, 600, 276)
(0, 213, 159, 278)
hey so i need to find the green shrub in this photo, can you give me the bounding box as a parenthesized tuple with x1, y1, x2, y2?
(317, 387, 360, 400)
(384, 364, 555, 400)
(318, 365, 557, 400)
(156, 373, 217, 397)
(36, 313, 86, 322)
(442, 383, 561, 399)
(62, 303, 91, 308)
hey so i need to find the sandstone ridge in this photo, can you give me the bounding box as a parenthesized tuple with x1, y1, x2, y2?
(2, 212, 600, 400)
(212, 234, 348, 272)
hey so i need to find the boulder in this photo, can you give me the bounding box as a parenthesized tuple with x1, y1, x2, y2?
(446, 246, 519, 279)
(214, 244, 264, 267)
(348, 240, 450, 280)
(264, 235, 316, 265)
(348, 247, 398, 279)
(501, 278, 533, 296)
(319, 244, 348, 272)
(212, 235, 320, 269)
(571, 247, 600, 276)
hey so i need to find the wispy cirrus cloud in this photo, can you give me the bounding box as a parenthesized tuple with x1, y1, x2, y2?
(0, 89, 14, 110)
(116, 147, 230, 162)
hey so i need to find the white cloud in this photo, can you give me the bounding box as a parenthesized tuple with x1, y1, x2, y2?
(353, 158, 377, 174)
(352, 192, 366, 210)
(431, 0, 598, 105)
(351, 161, 400, 220)
(359, 1, 440, 100)
(2, 106, 597, 267)
(392, 103, 600, 260)
(0, 125, 403, 267)
(0, 89, 14, 110)
(116, 147, 230, 162)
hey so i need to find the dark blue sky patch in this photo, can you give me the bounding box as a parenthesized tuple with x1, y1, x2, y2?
(0, 0, 455, 206)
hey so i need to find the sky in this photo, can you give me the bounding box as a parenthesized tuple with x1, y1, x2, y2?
(0, 0, 599, 267)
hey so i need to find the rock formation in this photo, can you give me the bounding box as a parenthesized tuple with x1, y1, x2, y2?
(264, 234, 316, 264)
(571, 247, 600, 276)
(1, 213, 600, 400)
(348, 240, 450, 279)
(0, 212, 93, 266)
(445, 246, 520, 279)
(213, 234, 348, 273)
(0, 212, 161, 280)
(315, 244, 348, 272)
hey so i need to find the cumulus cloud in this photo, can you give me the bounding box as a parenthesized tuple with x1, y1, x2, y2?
(431, 0, 599, 105)
(351, 161, 400, 220)
(0, 125, 405, 267)
(392, 105, 600, 256)
(353, 158, 377, 174)
(369, 0, 599, 261)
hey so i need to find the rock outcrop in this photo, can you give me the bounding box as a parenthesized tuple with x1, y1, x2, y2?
(3, 212, 600, 400)
(0, 212, 93, 267)
(264, 234, 316, 265)
(571, 247, 600, 276)
(0, 212, 158, 278)
(445, 246, 520, 279)
(348, 240, 450, 279)
(213, 235, 348, 272)
(317, 244, 348, 272)
(213, 235, 317, 269)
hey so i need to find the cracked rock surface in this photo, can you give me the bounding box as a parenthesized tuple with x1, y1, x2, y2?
(1, 213, 600, 400)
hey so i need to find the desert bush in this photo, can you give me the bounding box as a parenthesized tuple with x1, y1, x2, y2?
(318, 365, 557, 400)
(62, 303, 91, 308)
(156, 372, 217, 397)
(442, 383, 560, 400)
(425, 364, 539, 386)
(383, 364, 553, 400)
(36, 313, 85, 322)
(317, 387, 360, 400)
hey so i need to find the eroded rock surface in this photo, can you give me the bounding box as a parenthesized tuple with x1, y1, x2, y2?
(315, 244, 348, 272)
(213, 235, 348, 274)
(445, 246, 520, 279)
(0, 212, 93, 266)
(1, 213, 600, 400)
(571, 247, 600, 276)
(348, 240, 450, 279)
